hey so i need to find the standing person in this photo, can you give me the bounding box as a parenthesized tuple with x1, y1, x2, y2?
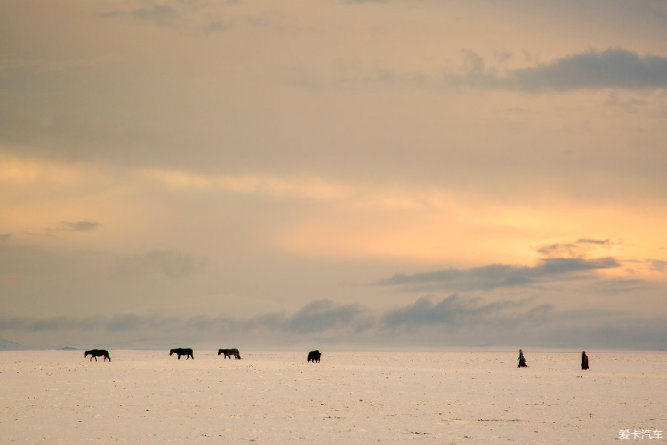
(518, 349, 527, 368)
(581, 351, 589, 370)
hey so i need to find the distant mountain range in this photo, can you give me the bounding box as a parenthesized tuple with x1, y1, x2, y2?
(0, 338, 29, 351)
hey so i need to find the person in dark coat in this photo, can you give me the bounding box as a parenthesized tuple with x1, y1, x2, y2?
(581, 351, 589, 370)
(518, 349, 527, 368)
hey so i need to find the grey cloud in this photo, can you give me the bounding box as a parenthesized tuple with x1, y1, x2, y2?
(107, 314, 142, 332)
(45, 221, 102, 234)
(535, 238, 613, 258)
(0, 315, 100, 332)
(536, 243, 580, 258)
(0, 234, 11, 242)
(576, 238, 611, 245)
(382, 295, 524, 328)
(286, 300, 370, 334)
(450, 49, 667, 91)
(1, 295, 664, 350)
(98, 5, 180, 26)
(648, 259, 667, 272)
(114, 250, 209, 279)
(589, 278, 652, 295)
(132, 5, 179, 23)
(61, 221, 101, 232)
(379, 257, 620, 291)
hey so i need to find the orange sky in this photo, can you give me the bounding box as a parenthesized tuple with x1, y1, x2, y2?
(1, 0, 665, 348)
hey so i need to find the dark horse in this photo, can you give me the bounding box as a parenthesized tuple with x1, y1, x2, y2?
(218, 348, 241, 359)
(170, 348, 194, 360)
(307, 350, 321, 363)
(84, 349, 111, 362)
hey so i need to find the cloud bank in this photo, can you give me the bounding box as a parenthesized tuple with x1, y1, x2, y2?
(378, 257, 620, 291)
(535, 239, 613, 258)
(1, 295, 665, 350)
(451, 49, 667, 91)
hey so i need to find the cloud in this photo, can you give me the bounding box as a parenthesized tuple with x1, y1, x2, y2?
(382, 295, 524, 328)
(286, 300, 371, 334)
(132, 5, 179, 24)
(61, 221, 101, 232)
(576, 238, 612, 245)
(379, 257, 620, 291)
(0, 315, 99, 332)
(1, 295, 665, 350)
(0, 234, 11, 242)
(449, 49, 667, 91)
(98, 5, 180, 26)
(44, 221, 102, 234)
(536, 243, 580, 258)
(113, 250, 209, 279)
(648, 259, 667, 272)
(535, 238, 613, 258)
(589, 278, 652, 295)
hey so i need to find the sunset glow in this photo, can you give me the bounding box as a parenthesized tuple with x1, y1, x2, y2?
(1, 0, 665, 349)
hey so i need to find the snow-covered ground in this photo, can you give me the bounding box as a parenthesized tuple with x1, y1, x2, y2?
(1, 350, 665, 443)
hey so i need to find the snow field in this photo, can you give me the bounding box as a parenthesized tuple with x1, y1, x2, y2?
(1, 350, 665, 443)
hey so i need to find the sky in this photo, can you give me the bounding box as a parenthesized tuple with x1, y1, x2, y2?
(1, 0, 666, 350)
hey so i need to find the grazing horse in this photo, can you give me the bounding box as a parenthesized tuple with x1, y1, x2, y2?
(169, 348, 194, 360)
(84, 349, 111, 362)
(307, 350, 321, 363)
(218, 348, 241, 359)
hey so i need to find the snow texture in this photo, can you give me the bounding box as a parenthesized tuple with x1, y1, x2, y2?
(1, 350, 666, 443)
